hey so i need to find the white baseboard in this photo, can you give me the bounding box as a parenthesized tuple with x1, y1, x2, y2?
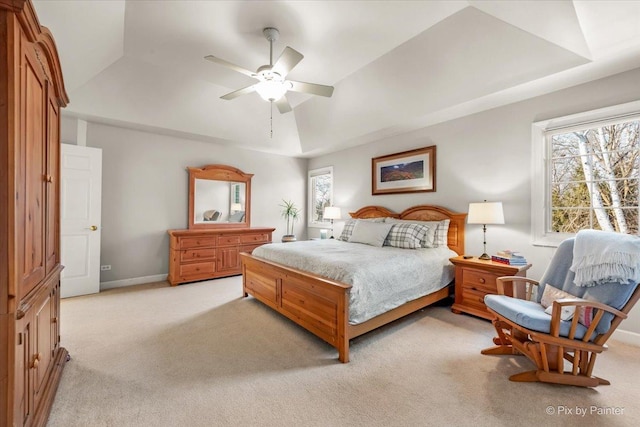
(100, 274, 168, 291)
(612, 328, 640, 347)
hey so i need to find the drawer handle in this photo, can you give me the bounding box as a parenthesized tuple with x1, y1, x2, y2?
(478, 278, 486, 284)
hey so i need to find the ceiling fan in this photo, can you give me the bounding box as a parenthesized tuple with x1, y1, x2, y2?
(205, 27, 334, 114)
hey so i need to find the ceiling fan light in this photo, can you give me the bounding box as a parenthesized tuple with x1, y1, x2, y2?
(255, 80, 289, 102)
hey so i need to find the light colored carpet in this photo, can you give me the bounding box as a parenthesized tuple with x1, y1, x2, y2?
(47, 277, 640, 427)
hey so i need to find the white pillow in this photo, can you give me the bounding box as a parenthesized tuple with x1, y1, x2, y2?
(541, 284, 583, 321)
(544, 304, 576, 321)
(540, 284, 574, 308)
(348, 221, 393, 247)
(338, 218, 385, 241)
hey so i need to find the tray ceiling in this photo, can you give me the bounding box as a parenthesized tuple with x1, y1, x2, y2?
(33, 1, 640, 157)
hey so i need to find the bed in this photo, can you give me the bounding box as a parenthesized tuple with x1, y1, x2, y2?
(240, 205, 467, 362)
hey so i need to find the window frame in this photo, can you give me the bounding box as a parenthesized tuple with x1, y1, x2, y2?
(308, 166, 334, 228)
(531, 100, 640, 247)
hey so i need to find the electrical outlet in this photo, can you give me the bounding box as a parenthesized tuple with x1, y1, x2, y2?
(100, 265, 111, 271)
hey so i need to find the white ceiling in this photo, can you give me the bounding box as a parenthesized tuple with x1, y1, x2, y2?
(33, 1, 640, 158)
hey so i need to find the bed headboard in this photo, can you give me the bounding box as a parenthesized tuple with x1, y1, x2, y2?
(350, 205, 466, 255)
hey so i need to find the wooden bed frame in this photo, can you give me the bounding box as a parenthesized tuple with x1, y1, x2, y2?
(241, 205, 467, 362)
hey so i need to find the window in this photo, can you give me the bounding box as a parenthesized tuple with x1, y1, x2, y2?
(308, 166, 333, 227)
(532, 101, 640, 246)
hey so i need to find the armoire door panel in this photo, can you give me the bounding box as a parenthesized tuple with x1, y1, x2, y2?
(18, 320, 32, 427)
(34, 291, 52, 406)
(19, 40, 47, 298)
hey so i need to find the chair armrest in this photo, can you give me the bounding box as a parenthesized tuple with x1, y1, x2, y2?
(549, 299, 627, 340)
(553, 299, 626, 319)
(496, 276, 540, 300)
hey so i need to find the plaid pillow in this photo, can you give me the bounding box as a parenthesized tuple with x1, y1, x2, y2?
(384, 223, 429, 249)
(433, 219, 450, 247)
(338, 219, 357, 241)
(384, 218, 450, 248)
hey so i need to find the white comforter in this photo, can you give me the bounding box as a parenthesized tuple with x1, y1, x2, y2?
(252, 239, 456, 324)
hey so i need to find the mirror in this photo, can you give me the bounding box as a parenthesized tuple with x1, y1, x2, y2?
(188, 165, 252, 229)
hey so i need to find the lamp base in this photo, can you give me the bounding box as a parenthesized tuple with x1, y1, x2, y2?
(478, 253, 491, 260)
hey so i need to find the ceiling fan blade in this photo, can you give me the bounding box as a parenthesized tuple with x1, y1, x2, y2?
(205, 55, 256, 78)
(274, 96, 292, 114)
(220, 84, 257, 100)
(272, 47, 303, 78)
(288, 80, 334, 97)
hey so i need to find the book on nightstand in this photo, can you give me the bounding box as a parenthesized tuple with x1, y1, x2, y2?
(492, 250, 528, 265)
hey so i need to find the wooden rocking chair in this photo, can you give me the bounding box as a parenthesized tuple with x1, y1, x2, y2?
(482, 234, 640, 387)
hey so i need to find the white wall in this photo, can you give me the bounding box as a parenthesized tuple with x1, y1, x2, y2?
(60, 115, 78, 144)
(309, 67, 640, 338)
(60, 121, 308, 284)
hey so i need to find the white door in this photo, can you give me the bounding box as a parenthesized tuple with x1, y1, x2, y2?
(60, 144, 102, 298)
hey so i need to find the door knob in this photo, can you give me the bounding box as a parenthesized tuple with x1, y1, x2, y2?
(88, 225, 98, 231)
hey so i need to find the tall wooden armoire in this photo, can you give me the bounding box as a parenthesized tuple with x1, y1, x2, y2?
(1, 1, 69, 425)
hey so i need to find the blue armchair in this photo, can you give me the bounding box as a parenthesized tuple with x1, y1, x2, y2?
(482, 232, 640, 387)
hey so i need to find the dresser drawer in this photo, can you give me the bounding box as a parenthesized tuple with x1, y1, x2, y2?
(450, 256, 531, 321)
(180, 248, 216, 262)
(179, 236, 217, 249)
(168, 227, 275, 285)
(240, 233, 270, 244)
(179, 261, 216, 278)
(218, 235, 241, 246)
(461, 268, 498, 293)
(461, 287, 490, 311)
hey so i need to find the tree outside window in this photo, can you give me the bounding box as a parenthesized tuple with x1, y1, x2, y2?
(549, 119, 639, 235)
(308, 167, 333, 226)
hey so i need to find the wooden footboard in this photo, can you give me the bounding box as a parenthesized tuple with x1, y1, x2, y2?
(242, 252, 452, 362)
(241, 252, 352, 362)
(241, 204, 465, 363)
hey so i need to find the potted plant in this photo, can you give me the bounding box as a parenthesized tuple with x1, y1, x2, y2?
(280, 199, 301, 242)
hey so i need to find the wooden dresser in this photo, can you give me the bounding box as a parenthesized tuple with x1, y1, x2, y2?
(450, 256, 531, 320)
(167, 228, 275, 285)
(1, 1, 69, 425)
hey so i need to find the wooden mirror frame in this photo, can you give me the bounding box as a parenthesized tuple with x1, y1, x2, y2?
(187, 164, 253, 229)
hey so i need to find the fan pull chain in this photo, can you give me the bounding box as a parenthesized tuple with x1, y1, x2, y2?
(270, 101, 274, 139)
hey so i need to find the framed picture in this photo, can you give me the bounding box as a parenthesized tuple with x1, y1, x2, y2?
(372, 145, 436, 195)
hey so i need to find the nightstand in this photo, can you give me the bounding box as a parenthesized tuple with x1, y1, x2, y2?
(449, 256, 531, 320)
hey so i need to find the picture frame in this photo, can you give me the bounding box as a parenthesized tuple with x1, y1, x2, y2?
(372, 145, 436, 195)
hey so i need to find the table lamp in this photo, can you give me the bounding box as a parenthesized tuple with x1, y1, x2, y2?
(467, 201, 504, 260)
(323, 206, 341, 239)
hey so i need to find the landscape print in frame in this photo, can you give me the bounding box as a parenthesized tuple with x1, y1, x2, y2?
(372, 145, 436, 195)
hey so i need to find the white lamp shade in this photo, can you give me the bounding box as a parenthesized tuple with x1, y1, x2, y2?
(467, 202, 504, 225)
(323, 206, 342, 220)
(231, 203, 242, 212)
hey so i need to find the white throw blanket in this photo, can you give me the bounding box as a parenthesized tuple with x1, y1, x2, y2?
(570, 229, 640, 287)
